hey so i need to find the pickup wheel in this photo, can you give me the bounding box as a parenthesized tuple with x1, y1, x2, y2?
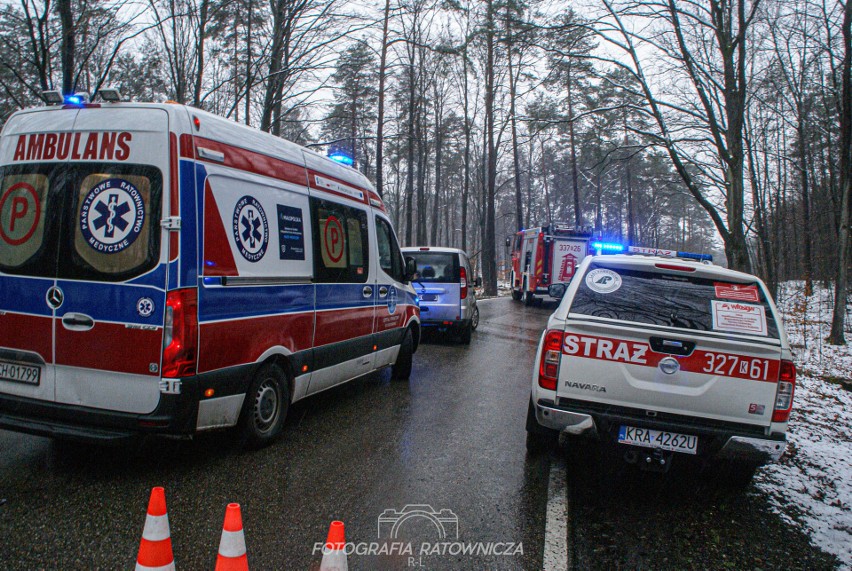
(239, 363, 289, 449)
(525, 399, 559, 454)
(718, 460, 759, 490)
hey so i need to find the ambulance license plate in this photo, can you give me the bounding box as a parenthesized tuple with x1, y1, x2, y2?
(618, 425, 697, 455)
(0, 359, 41, 385)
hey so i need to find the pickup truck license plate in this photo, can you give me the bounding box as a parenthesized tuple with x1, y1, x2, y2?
(0, 359, 41, 386)
(618, 425, 697, 455)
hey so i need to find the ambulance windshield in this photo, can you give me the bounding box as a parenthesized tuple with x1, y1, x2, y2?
(0, 162, 162, 281)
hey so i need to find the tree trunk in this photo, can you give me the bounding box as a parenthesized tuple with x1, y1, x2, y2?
(483, 0, 497, 296)
(58, 0, 74, 94)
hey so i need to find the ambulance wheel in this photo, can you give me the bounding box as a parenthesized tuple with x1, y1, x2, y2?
(392, 329, 414, 380)
(240, 363, 289, 448)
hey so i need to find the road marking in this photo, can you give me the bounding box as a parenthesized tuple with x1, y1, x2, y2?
(543, 454, 570, 570)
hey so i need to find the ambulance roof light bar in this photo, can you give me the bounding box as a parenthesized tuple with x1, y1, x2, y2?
(627, 246, 713, 262)
(42, 90, 64, 105)
(328, 152, 354, 167)
(97, 87, 122, 102)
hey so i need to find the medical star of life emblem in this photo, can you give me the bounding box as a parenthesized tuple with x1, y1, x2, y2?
(79, 178, 145, 254)
(387, 286, 398, 314)
(232, 195, 268, 262)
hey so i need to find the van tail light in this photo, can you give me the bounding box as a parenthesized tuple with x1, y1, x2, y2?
(538, 330, 564, 390)
(460, 266, 468, 299)
(162, 288, 198, 378)
(772, 360, 796, 422)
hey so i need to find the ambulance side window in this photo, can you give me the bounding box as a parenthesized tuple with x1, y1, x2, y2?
(311, 197, 369, 283)
(375, 216, 404, 282)
(0, 169, 49, 270)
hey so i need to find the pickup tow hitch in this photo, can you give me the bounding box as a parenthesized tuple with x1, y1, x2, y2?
(625, 448, 672, 473)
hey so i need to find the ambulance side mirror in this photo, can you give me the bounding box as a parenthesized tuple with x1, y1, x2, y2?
(404, 257, 417, 283)
(548, 283, 567, 300)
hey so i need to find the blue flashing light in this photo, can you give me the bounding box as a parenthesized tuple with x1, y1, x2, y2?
(591, 241, 625, 253)
(64, 95, 83, 105)
(328, 153, 354, 167)
(676, 251, 713, 262)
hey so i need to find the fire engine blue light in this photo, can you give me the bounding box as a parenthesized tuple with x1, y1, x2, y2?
(676, 251, 713, 262)
(592, 241, 624, 252)
(328, 153, 354, 166)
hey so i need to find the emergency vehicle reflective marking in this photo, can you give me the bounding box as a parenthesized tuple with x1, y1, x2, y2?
(561, 334, 780, 382)
(11, 132, 132, 162)
(0, 182, 41, 245)
(618, 425, 698, 454)
(0, 359, 40, 385)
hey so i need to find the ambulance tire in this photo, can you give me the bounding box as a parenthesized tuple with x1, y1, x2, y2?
(239, 363, 289, 448)
(525, 399, 559, 454)
(392, 329, 414, 380)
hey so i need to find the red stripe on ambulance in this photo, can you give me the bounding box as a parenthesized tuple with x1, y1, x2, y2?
(55, 322, 161, 375)
(562, 334, 780, 383)
(0, 313, 52, 363)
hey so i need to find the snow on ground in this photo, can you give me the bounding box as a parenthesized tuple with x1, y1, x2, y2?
(758, 282, 852, 568)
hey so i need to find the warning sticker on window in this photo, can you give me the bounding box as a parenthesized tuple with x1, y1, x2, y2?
(714, 282, 760, 302)
(711, 301, 768, 336)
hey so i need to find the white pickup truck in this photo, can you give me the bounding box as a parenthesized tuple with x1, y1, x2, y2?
(526, 250, 796, 486)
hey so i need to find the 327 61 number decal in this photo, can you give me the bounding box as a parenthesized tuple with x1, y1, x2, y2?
(702, 353, 771, 381)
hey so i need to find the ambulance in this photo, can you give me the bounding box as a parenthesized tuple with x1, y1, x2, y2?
(0, 92, 420, 447)
(508, 223, 592, 305)
(526, 247, 795, 486)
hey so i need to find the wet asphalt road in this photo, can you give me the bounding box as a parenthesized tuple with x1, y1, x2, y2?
(0, 297, 839, 570)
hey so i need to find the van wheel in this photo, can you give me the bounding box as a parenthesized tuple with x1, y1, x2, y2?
(239, 363, 288, 448)
(392, 329, 414, 380)
(459, 321, 472, 345)
(470, 306, 480, 330)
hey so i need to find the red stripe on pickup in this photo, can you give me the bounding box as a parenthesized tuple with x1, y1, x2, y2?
(0, 313, 52, 363)
(561, 333, 780, 383)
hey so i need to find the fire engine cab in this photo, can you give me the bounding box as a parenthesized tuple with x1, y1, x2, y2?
(509, 223, 592, 305)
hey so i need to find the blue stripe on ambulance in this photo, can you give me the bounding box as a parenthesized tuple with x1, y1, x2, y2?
(0, 275, 54, 316)
(53, 279, 167, 325)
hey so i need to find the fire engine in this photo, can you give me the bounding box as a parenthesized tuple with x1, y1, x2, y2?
(509, 223, 593, 304)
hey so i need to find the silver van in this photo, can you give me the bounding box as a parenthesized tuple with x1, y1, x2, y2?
(401, 247, 480, 344)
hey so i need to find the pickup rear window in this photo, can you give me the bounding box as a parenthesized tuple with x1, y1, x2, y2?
(568, 264, 780, 338)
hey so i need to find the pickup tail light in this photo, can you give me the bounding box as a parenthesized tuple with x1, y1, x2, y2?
(460, 266, 468, 299)
(538, 330, 564, 390)
(772, 360, 796, 422)
(162, 288, 198, 378)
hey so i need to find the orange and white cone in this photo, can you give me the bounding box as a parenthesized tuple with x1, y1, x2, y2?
(319, 521, 347, 571)
(136, 487, 175, 571)
(215, 503, 249, 571)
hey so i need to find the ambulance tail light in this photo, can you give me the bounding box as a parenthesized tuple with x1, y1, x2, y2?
(538, 330, 564, 390)
(460, 267, 468, 299)
(162, 288, 198, 378)
(772, 360, 796, 422)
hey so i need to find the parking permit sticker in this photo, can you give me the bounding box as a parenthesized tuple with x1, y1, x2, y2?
(0, 182, 41, 245)
(711, 301, 768, 336)
(79, 178, 145, 254)
(232, 195, 268, 262)
(714, 282, 760, 302)
(322, 215, 345, 267)
(585, 268, 622, 294)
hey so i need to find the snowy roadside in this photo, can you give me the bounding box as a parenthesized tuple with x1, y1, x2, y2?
(757, 282, 852, 568)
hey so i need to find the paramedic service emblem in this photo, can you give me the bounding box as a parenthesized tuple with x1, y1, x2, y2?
(585, 268, 622, 294)
(232, 195, 268, 262)
(79, 178, 145, 254)
(387, 286, 398, 314)
(136, 297, 155, 317)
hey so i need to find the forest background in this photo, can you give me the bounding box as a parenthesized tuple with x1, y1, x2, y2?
(0, 0, 849, 341)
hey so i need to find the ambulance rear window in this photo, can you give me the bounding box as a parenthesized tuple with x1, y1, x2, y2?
(568, 264, 780, 338)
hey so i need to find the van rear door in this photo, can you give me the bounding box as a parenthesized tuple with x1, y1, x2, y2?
(0, 107, 170, 414)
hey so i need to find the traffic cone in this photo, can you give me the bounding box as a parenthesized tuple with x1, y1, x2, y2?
(215, 503, 249, 571)
(136, 487, 175, 571)
(319, 520, 347, 571)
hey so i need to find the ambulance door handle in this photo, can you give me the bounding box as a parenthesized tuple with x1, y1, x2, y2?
(61, 313, 95, 331)
(362, 286, 373, 298)
(378, 286, 389, 298)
